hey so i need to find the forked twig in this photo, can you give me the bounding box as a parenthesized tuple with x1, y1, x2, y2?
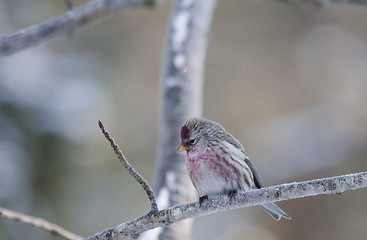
(98, 120, 158, 212)
(0, 206, 83, 240)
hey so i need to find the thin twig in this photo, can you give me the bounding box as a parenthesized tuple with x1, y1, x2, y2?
(0, 0, 155, 56)
(87, 171, 367, 240)
(0, 206, 83, 240)
(98, 120, 158, 212)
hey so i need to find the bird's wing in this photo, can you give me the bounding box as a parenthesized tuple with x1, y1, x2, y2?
(244, 158, 264, 189)
(220, 141, 258, 188)
(222, 135, 265, 189)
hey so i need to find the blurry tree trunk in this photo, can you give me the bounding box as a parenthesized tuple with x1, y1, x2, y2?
(154, 0, 217, 239)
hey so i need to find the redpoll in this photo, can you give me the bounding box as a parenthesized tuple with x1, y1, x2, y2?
(177, 117, 291, 220)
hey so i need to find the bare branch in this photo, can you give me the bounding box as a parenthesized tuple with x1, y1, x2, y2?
(0, 206, 83, 240)
(87, 171, 367, 240)
(98, 120, 158, 212)
(0, 0, 155, 56)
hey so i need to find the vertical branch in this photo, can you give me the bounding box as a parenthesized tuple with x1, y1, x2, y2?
(154, 0, 217, 239)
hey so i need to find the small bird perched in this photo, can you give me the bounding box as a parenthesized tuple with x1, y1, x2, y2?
(177, 117, 291, 220)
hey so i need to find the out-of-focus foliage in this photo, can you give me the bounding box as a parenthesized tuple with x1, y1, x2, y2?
(0, 1, 366, 239)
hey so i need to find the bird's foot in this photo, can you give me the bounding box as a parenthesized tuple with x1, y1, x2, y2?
(199, 195, 209, 207)
(228, 190, 237, 200)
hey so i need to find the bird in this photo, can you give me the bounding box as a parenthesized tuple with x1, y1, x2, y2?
(177, 117, 291, 220)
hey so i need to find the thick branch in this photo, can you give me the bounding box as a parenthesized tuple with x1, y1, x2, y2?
(154, 0, 217, 239)
(98, 120, 158, 212)
(0, 0, 154, 56)
(87, 171, 367, 240)
(0, 206, 83, 240)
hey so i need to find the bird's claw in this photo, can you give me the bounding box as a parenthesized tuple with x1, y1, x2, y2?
(228, 190, 237, 199)
(199, 195, 209, 207)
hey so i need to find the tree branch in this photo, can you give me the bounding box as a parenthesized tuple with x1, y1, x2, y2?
(0, 0, 155, 56)
(1, 122, 366, 240)
(152, 0, 218, 239)
(278, 0, 367, 4)
(86, 171, 367, 240)
(1, 0, 366, 56)
(98, 120, 158, 212)
(0, 206, 83, 240)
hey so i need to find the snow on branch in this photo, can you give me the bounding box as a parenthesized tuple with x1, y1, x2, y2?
(86, 171, 367, 240)
(0, 0, 155, 56)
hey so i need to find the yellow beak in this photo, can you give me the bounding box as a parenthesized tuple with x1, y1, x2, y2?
(177, 144, 189, 152)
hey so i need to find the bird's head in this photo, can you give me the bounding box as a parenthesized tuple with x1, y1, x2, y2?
(177, 118, 226, 152)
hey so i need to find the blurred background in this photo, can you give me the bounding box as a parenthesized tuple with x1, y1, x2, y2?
(1, 0, 367, 239)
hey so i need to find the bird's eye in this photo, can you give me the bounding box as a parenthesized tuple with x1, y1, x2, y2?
(189, 139, 196, 145)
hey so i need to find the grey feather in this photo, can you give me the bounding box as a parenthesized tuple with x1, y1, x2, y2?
(261, 203, 292, 220)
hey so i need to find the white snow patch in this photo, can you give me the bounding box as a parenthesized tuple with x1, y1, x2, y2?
(181, 0, 193, 7)
(173, 207, 183, 219)
(166, 171, 176, 190)
(166, 77, 180, 89)
(172, 11, 190, 51)
(156, 187, 170, 209)
(138, 227, 163, 240)
(173, 53, 186, 70)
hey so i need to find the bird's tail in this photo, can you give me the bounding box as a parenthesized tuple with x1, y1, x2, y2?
(261, 203, 291, 220)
